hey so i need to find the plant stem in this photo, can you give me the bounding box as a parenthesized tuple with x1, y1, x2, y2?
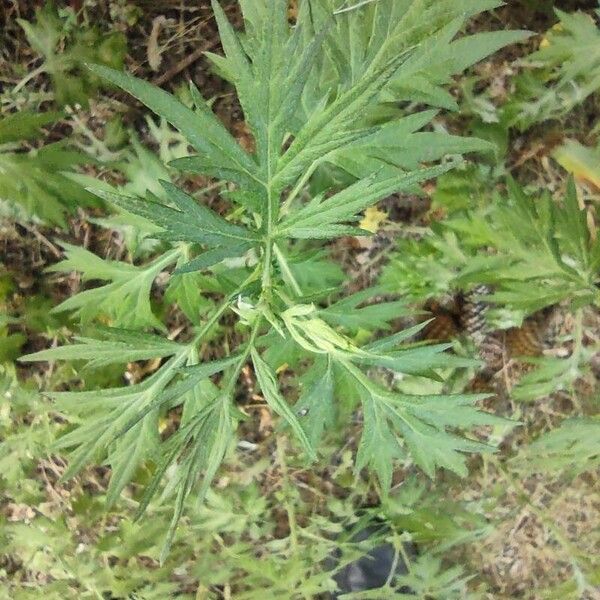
(571, 308, 584, 364)
(154, 246, 184, 271)
(334, 0, 379, 15)
(279, 157, 322, 218)
(384, 538, 401, 588)
(276, 436, 299, 554)
(261, 238, 273, 296)
(192, 265, 261, 347)
(273, 242, 303, 296)
(12, 64, 47, 94)
(223, 315, 263, 397)
(193, 181, 227, 198)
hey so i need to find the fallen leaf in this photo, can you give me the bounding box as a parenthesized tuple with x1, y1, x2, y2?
(6, 503, 35, 522)
(359, 206, 387, 233)
(553, 139, 600, 190)
(148, 16, 167, 72)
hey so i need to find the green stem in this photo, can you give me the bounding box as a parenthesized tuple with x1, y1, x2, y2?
(276, 436, 299, 554)
(12, 64, 47, 94)
(334, 0, 379, 15)
(153, 246, 184, 271)
(273, 242, 303, 296)
(384, 539, 400, 588)
(279, 157, 322, 218)
(339, 358, 374, 391)
(397, 539, 414, 574)
(192, 265, 261, 348)
(223, 315, 263, 397)
(571, 309, 584, 365)
(193, 181, 227, 198)
(261, 238, 273, 296)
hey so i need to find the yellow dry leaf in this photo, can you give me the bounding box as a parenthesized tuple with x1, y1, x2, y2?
(553, 139, 600, 190)
(288, 0, 298, 20)
(360, 206, 387, 233)
(148, 16, 167, 72)
(275, 362, 289, 374)
(540, 22, 564, 49)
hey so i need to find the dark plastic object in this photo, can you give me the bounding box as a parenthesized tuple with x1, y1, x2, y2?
(330, 524, 417, 598)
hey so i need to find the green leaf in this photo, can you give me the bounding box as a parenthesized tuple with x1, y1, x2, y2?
(393, 554, 475, 599)
(331, 120, 494, 178)
(383, 172, 599, 317)
(356, 391, 404, 492)
(392, 403, 493, 478)
(165, 269, 213, 324)
(17, 4, 126, 106)
(278, 161, 460, 235)
(556, 177, 591, 270)
(280, 224, 370, 240)
(0, 142, 99, 226)
(295, 357, 335, 448)
(48, 352, 239, 494)
(510, 417, 600, 477)
(508, 8, 600, 127)
(343, 361, 500, 484)
(105, 415, 159, 508)
(321, 288, 412, 332)
(211, 0, 327, 181)
(51, 355, 185, 482)
(20, 328, 183, 368)
(275, 50, 416, 189)
(160, 180, 259, 245)
(90, 186, 259, 247)
(175, 246, 253, 276)
(0, 111, 63, 144)
(46, 243, 180, 329)
(251, 348, 316, 460)
(358, 344, 479, 376)
(159, 394, 234, 563)
(366, 320, 433, 353)
(88, 64, 259, 186)
(443, 30, 531, 73)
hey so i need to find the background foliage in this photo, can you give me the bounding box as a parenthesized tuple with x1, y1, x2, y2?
(1, 1, 599, 599)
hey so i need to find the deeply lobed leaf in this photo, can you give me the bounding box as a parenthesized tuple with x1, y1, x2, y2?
(21, 0, 530, 553)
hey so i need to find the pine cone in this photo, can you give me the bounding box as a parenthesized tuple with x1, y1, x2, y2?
(460, 284, 492, 345)
(505, 321, 544, 357)
(423, 312, 460, 341)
